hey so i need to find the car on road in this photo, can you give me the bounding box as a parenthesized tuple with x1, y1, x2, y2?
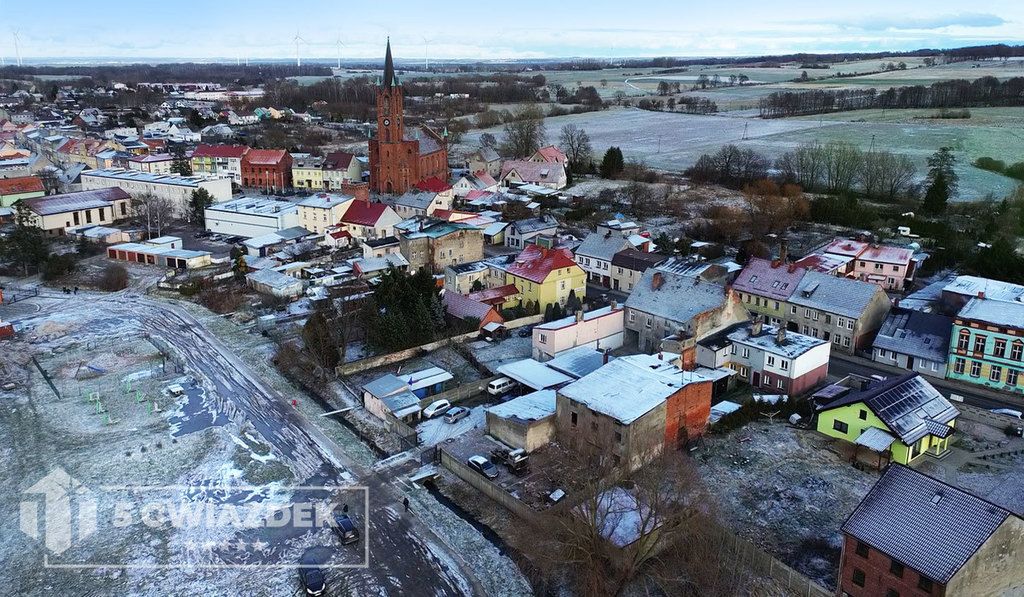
(299, 566, 327, 595)
(992, 408, 1023, 419)
(467, 455, 499, 479)
(487, 377, 516, 396)
(332, 513, 360, 545)
(444, 406, 470, 424)
(423, 399, 451, 419)
(517, 326, 534, 338)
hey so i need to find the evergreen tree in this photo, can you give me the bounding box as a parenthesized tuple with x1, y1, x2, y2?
(169, 143, 192, 176)
(0, 203, 49, 275)
(544, 303, 554, 322)
(923, 147, 957, 213)
(551, 302, 564, 320)
(189, 188, 214, 225)
(565, 289, 582, 315)
(600, 147, 624, 179)
(922, 170, 950, 214)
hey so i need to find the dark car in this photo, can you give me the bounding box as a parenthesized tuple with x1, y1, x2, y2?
(333, 513, 360, 545)
(517, 325, 534, 338)
(299, 566, 326, 596)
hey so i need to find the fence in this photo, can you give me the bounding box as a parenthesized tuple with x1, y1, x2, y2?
(719, 529, 832, 597)
(438, 446, 537, 520)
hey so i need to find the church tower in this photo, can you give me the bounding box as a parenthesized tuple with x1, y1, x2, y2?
(368, 39, 449, 195)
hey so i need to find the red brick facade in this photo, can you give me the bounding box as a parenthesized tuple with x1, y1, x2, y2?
(368, 41, 448, 195)
(839, 534, 944, 597)
(663, 380, 712, 448)
(241, 149, 292, 191)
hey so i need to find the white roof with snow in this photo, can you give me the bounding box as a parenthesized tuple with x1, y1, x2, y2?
(486, 389, 556, 422)
(497, 359, 573, 391)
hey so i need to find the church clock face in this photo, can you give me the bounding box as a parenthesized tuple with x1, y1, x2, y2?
(383, 118, 391, 127)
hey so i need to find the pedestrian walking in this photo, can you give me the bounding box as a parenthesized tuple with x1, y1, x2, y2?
(403, 497, 410, 512)
(74, 286, 79, 295)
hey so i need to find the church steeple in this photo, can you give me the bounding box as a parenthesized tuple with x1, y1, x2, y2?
(382, 38, 396, 88)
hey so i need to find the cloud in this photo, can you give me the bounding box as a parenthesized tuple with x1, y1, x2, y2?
(838, 13, 1007, 31)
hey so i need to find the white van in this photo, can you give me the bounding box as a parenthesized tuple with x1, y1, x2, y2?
(487, 377, 516, 396)
(991, 408, 1023, 419)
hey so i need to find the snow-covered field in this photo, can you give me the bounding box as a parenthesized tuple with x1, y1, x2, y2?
(417, 405, 489, 447)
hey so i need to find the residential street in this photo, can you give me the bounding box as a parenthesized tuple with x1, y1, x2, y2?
(6, 289, 491, 596)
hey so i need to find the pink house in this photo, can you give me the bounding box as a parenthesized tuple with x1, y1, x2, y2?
(532, 304, 624, 361)
(817, 239, 915, 292)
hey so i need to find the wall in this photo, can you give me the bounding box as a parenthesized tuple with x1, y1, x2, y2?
(533, 308, 624, 360)
(204, 207, 299, 238)
(872, 349, 947, 379)
(946, 516, 1024, 596)
(838, 534, 940, 597)
(439, 447, 535, 520)
(486, 412, 556, 452)
(663, 381, 712, 448)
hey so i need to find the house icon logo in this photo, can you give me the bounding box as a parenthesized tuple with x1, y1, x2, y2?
(19, 468, 97, 555)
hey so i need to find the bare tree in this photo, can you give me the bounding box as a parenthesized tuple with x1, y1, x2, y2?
(559, 124, 593, 171)
(743, 179, 809, 238)
(822, 141, 863, 194)
(498, 106, 547, 158)
(133, 193, 176, 237)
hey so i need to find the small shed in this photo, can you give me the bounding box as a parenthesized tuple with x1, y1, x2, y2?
(485, 389, 557, 451)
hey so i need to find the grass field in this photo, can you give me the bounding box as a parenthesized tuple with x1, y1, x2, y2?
(463, 106, 1023, 201)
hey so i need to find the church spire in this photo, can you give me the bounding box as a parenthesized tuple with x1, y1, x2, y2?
(383, 38, 396, 88)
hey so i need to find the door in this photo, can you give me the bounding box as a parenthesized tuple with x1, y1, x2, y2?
(907, 356, 915, 370)
(752, 371, 761, 386)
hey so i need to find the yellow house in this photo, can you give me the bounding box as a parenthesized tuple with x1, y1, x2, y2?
(504, 244, 585, 313)
(815, 373, 958, 465)
(292, 156, 325, 191)
(297, 193, 354, 234)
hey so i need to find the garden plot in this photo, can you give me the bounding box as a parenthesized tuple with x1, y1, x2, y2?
(695, 421, 877, 590)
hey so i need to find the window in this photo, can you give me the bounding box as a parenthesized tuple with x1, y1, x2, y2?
(889, 560, 904, 578)
(833, 335, 841, 345)
(970, 360, 982, 378)
(990, 366, 1003, 382)
(893, 265, 900, 272)
(1012, 341, 1024, 361)
(774, 301, 780, 310)
(874, 263, 883, 271)
(886, 590, 900, 597)
(570, 412, 578, 426)
(833, 420, 849, 434)
(852, 568, 866, 588)
(953, 358, 966, 374)
(973, 335, 987, 353)
(859, 409, 867, 420)
(957, 330, 970, 351)
(917, 575, 933, 593)
(1009, 369, 1019, 386)
(645, 316, 652, 329)
(859, 261, 866, 267)
(591, 421, 598, 431)
(767, 356, 776, 367)
(843, 336, 851, 347)
(804, 309, 812, 318)
(85, 210, 92, 224)
(825, 314, 832, 325)
(847, 319, 854, 330)
(855, 540, 870, 557)
(628, 311, 636, 323)
(539, 334, 547, 344)
(879, 349, 889, 358)
(615, 431, 622, 443)
(777, 378, 784, 389)
(837, 317, 845, 328)
(995, 339, 1007, 357)
(742, 348, 750, 359)
(780, 360, 789, 371)
(812, 311, 819, 321)
(790, 305, 797, 315)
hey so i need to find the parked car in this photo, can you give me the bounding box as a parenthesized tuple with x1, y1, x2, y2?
(423, 399, 451, 419)
(517, 325, 533, 338)
(299, 566, 327, 596)
(467, 455, 499, 479)
(491, 447, 529, 473)
(486, 377, 516, 396)
(444, 406, 470, 424)
(992, 408, 1023, 419)
(332, 514, 360, 545)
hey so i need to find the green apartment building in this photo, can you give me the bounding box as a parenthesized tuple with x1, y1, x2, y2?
(947, 297, 1024, 394)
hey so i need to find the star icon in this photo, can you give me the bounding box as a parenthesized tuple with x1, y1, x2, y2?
(251, 539, 269, 552)
(234, 539, 248, 551)
(203, 541, 217, 550)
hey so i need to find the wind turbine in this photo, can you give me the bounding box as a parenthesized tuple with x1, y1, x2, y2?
(334, 35, 346, 70)
(293, 32, 306, 67)
(13, 31, 23, 67)
(421, 36, 435, 71)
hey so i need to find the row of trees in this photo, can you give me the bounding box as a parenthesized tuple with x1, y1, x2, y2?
(758, 76, 1024, 118)
(635, 97, 718, 114)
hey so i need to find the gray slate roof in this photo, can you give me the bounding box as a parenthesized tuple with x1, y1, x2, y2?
(789, 270, 883, 319)
(874, 308, 953, 363)
(819, 373, 958, 445)
(625, 267, 727, 326)
(958, 297, 1024, 329)
(576, 232, 631, 262)
(843, 464, 1011, 583)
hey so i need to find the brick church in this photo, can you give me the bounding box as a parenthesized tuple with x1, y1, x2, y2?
(368, 40, 449, 195)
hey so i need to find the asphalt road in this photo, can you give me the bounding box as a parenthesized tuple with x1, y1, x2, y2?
(9, 290, 484, 596)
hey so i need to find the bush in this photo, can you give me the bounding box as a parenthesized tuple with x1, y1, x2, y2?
(41, 253, 77, 281)
(98, 264, 129, 291)
(198, 287, 244, 314)
(974, 156, 1007, 173)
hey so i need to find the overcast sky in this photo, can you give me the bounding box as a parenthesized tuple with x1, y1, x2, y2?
(1, 0, 1021, 62)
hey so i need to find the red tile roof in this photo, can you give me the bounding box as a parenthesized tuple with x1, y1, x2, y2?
(464, 190, 495, 202)
(506, 245, 578, 284)
(467, 284, 521, 305)
(414, 176, 452, 193)
(534, 145, 567, 164)
(243, 149, 289, 165)
(0, 175, 45, 196)
(444, 292, 499, 321)
(341, 200, 390, 227)
(193, 143, 249, 159)
(323, 151, 355, 170)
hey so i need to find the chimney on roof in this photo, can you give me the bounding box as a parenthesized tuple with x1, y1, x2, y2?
(771, 259, 781, 268)
(751, 315, 764, 337)
(610, 299, 618, 310)
(652, 272, 665, 290)
(602, 348, 610, 365)
(787, 263, 797, 273)
(776, 326, 786, 345)
(978, 291, 985, 300)
(679, 343, 696, 372)
(575, 309, 583, 323)
(658, 352, 663, 361)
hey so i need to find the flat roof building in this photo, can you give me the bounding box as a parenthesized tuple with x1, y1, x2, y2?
(204, 197, 299, 238)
